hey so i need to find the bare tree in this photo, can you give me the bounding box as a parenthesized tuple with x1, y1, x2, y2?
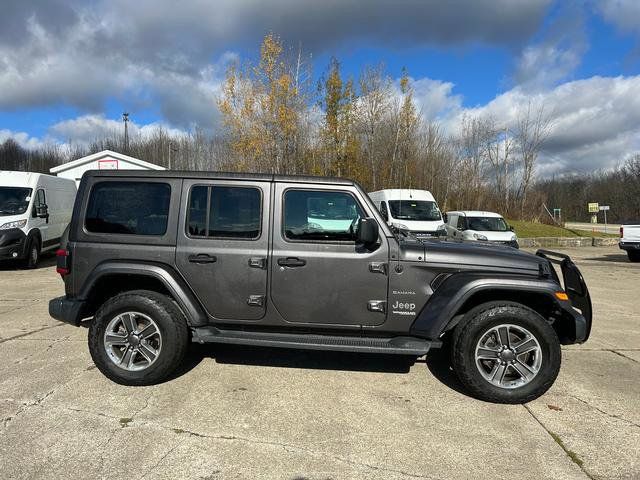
(358, 63, 391, 190)
(514, 102, 552, 216)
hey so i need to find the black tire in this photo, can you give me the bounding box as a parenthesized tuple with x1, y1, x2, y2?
(451, 301, 561, 404)
(628, 251, 640, 262)
(23, 237, 40, 269)
(88, 290, 189, 386)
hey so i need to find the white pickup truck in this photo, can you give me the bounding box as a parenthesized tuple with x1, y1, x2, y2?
(620, 224, 640, 262)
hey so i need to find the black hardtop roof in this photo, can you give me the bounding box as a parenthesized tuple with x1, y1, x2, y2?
(83, 169, 354, 186)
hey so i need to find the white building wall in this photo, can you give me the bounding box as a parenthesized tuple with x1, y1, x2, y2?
(51, 151, 165, 186)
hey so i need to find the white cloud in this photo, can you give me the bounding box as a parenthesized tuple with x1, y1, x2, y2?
(48, 114, 186, 145)
(0, 129, 48, 150)
(598, 0, 640, 33)
(433, 75, 640, 175)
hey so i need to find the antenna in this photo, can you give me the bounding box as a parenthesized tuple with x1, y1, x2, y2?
(122, 112, 130, 152)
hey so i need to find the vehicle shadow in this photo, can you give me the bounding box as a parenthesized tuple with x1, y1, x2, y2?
(171, 342, 470, 399)
(171, 343, 420, 380)
(0, 254, 56, 271)
(421, 346, 468, 396)
(584, 253, 629, 263)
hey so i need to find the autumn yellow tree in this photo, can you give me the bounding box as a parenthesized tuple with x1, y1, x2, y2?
(218, 33, 310, 174)
(318, 58, 362, 179)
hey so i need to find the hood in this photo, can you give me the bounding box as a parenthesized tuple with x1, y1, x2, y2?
(390, 219, 443, 232)
(398, 238, 544, 275)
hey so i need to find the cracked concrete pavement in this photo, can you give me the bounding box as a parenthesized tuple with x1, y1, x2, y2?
(0, 246, 638, 479)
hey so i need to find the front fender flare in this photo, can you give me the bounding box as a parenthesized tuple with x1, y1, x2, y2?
(410, 273, 564, 339)
(79, 261, 208, 326)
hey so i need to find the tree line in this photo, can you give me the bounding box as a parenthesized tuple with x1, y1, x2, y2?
(1, 33, 638, 222)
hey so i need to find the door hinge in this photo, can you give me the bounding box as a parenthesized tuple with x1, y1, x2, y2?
(248, 257, 267, 269)
(367, 300, 386, 313)
(369, 262, 387, 275)
(247, 295, 265, 307)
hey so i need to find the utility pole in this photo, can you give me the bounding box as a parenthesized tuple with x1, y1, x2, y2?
(122, 112, 130, 152)
(168, 141, 178, 170)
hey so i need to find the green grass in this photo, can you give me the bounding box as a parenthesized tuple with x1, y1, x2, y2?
(508, 220, 618, 238)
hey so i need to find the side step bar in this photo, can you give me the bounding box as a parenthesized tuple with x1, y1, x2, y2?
(191, 327, 439, 355)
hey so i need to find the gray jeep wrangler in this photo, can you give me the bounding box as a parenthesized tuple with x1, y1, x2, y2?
(49, 171, 592, 403)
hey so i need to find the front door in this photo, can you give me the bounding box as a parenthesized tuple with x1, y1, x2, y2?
(31, 188, 50, 243)
(270, 183, 389, 327)
(176, 179, 270, 320)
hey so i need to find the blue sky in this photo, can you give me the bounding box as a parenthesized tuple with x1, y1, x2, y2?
(1, 0, 640, 174)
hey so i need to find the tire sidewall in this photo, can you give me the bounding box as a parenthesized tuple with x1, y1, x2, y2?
(24, 237, 40, 269)
(89, 293, 186, 385)
(454, 303, 561, 403)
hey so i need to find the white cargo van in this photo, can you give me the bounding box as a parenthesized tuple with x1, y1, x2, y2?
(0, 171, 76, 267)
(368, 189, 446, 238)
(445, 210, 519, 248)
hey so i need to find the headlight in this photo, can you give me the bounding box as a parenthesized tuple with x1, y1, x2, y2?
(393, 223, 409, 230)
(473, 233, 488, 241)
(511, 235, 517, 242)
(0, 219, 27, 230)
(436, 224, 447, 236)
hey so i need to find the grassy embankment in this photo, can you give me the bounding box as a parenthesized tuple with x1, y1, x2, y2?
(507, 220, 619, 238)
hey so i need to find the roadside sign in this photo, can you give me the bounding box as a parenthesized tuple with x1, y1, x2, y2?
(599, 205, 610, 211)
(588, 202, 599, 213)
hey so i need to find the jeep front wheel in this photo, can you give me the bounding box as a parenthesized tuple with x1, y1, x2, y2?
(451, 301, 561, 404)
(88, 290, 189, 386)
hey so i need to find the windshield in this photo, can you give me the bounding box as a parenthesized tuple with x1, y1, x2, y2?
(0, 187, 32, 216)
(466, 216, 509, 232)
(388, 200, 441, 221)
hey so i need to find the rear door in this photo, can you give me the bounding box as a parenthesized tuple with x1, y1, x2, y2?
(176, 179, 270, 320)
(269, 183, 389, 327)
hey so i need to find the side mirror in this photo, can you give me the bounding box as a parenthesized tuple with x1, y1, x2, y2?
(357, 217, 379, 245)
(36, 204, 49, 219)
(442, 213, 448, 223)
(509, 225, 515, 232)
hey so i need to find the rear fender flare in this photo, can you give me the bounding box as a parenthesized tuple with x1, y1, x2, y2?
(79, 261, 208, 326)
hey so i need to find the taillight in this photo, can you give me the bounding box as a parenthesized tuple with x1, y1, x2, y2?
(620, 226, 623, 238)
(56, 249, 70, 276)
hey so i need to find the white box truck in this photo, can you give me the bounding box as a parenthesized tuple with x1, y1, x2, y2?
(368, 189, 446, 238)
(0, 171, 76, 267)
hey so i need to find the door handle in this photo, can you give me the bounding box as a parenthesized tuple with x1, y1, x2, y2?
(277, 257, 306, 267)
(188, 253, 217, 264)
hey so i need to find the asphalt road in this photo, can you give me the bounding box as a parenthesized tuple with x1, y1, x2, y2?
(0, 247, 638, 479)
(565, 222, 622, 234)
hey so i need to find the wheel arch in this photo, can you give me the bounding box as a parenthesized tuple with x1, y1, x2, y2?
(411, 273, 567, 341)
(79, 262, 208, 327)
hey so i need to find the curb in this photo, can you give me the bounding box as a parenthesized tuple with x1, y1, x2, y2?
(519, 237, 619, 248)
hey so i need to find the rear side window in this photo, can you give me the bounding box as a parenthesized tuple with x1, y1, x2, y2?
(85, 182, 171, 235)
(187, 185, 261, 239)
(457, 216, 467, 230)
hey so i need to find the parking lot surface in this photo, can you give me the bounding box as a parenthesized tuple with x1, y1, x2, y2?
(0, 246, 638, 479)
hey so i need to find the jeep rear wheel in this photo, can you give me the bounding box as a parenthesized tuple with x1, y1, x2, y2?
(88, 290, 189, 386)
(628, 250, 640, 262)
(451, 301, 561, 404)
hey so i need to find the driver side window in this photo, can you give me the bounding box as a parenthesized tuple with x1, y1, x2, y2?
(283, 189, 365, 242)
(32, 189, 46, 218)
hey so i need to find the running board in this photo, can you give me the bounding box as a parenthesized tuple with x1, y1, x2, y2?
(191, 327, 438, 355)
